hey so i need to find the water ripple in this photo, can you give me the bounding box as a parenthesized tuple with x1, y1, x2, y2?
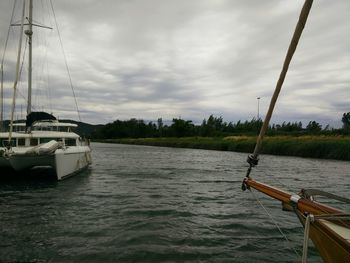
(1, 143, 349, 262)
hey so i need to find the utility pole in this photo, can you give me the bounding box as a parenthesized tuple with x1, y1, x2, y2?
(257, 97, 261, 120)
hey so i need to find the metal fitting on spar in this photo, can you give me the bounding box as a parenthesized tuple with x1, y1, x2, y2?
(290, 194, 301, 207)
(241, 177, 251, 192)
(247, 154, 259, 167)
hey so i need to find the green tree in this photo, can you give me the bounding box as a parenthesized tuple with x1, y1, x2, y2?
(200, 115, 228, 136)
(306, 121, 322, 133)
(201, 115, 216, 136)
(342, 112, 350, 132)
(157, 118, 164, 137)
(170, 118, 195, 137)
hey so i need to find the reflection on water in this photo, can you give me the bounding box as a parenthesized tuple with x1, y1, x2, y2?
(0, 142, 349, 262)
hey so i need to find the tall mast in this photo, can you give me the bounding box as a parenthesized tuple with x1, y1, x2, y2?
(0, 0, 18, 132)
(0, 64, 3, 132)
(9, 0, 26, 142)
(26, 0, 33, 116)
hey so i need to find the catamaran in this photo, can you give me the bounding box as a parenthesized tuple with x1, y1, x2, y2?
(242, 1, 350, 262)
(0, 0, 91, 180)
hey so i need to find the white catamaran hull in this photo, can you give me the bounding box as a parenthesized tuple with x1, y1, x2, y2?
(55, 146, 92, 180)
(9, 154, 55, 171)
(7, 146, 91, 180)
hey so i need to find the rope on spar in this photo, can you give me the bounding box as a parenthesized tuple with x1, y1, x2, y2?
(301, 214, 312, 263)
(243, 0, 314, 184)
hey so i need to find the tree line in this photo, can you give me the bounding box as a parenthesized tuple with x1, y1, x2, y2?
(91, 113, 350, 139)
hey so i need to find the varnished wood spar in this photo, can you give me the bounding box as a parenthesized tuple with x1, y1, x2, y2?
(244, 178, 341, 215)
(251, 0, 314, 160)
(245, 178, 350, 262)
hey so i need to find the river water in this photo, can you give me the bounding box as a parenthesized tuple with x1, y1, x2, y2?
(0, 143, 349, 262)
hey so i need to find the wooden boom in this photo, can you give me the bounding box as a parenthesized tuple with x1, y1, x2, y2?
(244, 178, 350, 263)
(244, 178, 341, 215)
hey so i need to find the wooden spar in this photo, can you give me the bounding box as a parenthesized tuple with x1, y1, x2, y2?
(244, 178, 350, 262)
(251, 0, 314, 161)
(244, 178, 341, 215)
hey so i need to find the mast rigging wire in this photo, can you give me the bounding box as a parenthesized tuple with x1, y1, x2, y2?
(250, 189, 301, 259)
(49, 0, 81, 122)
(1, 0, 18, 131)
(9, 0, 26, 143)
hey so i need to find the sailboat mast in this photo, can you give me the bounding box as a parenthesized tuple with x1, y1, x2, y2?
(0, 64, 3, 132)
(9, 0, 26, 142)
(26, 0, 33, 115)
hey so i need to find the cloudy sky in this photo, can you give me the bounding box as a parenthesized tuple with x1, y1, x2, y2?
(0, 0, 349, 127)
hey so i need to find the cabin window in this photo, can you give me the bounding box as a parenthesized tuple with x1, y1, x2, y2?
(40, 138, 54, 144)
(30, 138, 38, 146)
(1, 139, 16, 147)
(17, 138, 26, 146)
(40, 138, 62, 144)
(14, 126, 25, 132)
(65, 138, 76, 146)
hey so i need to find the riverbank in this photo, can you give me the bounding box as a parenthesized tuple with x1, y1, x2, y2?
(94, 135, 350, 161)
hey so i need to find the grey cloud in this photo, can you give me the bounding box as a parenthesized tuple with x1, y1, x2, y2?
(0, 0, 349, 126)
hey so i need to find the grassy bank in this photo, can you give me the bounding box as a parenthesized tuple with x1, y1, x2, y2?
(94, 135, 350, 161)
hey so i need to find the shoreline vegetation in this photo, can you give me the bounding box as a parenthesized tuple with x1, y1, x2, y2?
(91, 114, 350, 161)
(94, 135, 350, 161)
